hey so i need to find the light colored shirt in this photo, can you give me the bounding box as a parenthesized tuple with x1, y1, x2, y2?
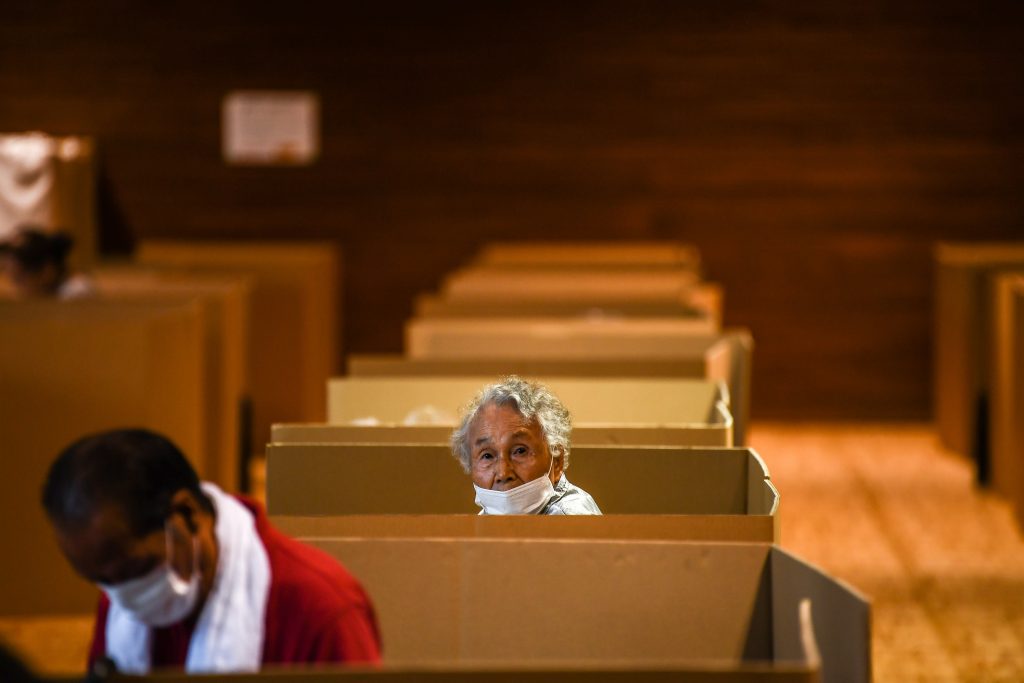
(541, 475, 602, 515)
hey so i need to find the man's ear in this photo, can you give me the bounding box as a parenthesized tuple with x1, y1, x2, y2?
(169, 489, 200, 534)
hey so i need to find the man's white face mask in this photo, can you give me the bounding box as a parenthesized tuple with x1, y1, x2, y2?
(100, 524, 201, 627)
(473, 456, 557, 515)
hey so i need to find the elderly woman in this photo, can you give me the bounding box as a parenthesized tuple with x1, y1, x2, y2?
(451, 375, 601, 515)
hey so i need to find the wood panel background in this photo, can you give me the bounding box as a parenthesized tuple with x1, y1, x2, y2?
(2, 1, 1022, 419)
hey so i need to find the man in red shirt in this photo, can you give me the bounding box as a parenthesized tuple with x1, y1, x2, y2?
(42, 429, 381, 674)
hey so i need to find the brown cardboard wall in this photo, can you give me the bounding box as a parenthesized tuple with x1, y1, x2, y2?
(933, 243, 1024, 482)
(136, 240, 340, 449)
(991, 274, 1024, 527)
(474, 241, 702, 270)
(0, 300, 205, 615)
(266, 443, 774, 517)
(406, 318, 719, 358)
(327, 376, 729, 430)
(93, 267, 252, 490)
(313, 537, 774, 664)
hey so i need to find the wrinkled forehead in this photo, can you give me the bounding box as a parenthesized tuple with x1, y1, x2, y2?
(468, 401, 545, 444)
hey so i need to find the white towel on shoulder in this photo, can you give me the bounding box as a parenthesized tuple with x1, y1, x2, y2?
(105, 483, 271, 673)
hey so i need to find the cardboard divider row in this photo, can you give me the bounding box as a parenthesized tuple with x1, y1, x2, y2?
(473, 240, 703, 271)
(379, 329, 752, 446)
(413, 280, 723, 327)
(118, 538, 866, 683)
(991, 273, 1024, 528)
(0, 299, 206, 616)
(91, 265, 252, 490)
(320, 376, 732, 447)
(136, 240, 341, 456)
(266, 442, 775, 522)
(440, 267, 701, 304)
(934, 242, 1024, 483)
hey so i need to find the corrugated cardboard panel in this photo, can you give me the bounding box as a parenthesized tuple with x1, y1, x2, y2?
(475, 241, 702, 270)
(441, 268, 700, 303)
(407, 317, 718, 358)
(93, 266, 252, 491)
(933, 243, 1024, 480)
(770, 547, 871, 683)
(107, 665, 817, 682)
(266, 444, 771, 517)
(327, 376, 727, 430)
(0, 299, 205, 615)
(414, 282, 721, 325)
(275, 512, 778, 544)
(345, 329, 749, 447)
(991, 274, 1024, 527)
(313, 537, 772, 664)
(137, 240, 340, 448)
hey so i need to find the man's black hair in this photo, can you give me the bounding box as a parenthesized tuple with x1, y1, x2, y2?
(41, 428, 211, 537)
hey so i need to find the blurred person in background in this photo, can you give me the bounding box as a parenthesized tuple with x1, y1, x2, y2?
(0, 226, 94, 299)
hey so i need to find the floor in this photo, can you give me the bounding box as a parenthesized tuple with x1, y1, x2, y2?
(749, 423, 1024, 682)
(2, 423, 1022, 681)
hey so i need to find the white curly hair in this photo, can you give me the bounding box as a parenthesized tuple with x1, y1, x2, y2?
(450, 375, 572, 474)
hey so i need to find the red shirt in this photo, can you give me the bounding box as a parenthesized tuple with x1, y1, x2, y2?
(88, 496, 381, 670)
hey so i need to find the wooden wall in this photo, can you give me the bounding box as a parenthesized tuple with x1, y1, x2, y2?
(2, 1, 1022, 419)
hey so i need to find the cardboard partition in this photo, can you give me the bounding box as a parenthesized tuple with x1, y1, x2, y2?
(406, 317, 721, 358)
(440, 268, 701, 304)
(934, 242, 1024, 483)
(991, 274, 1024, 528)
(81, 669, 818, 683)
(136, 240, 340, 456)
(261, 538, 861, 683)
(266, 443, 773, 517)
(324, 376, 732, 447)
(347, 328, 753, 447)
(93, 265, 252, 491)
(414, 282, 722, 326)
(474, 240, 702, 271)
(0, 299, 206, 616)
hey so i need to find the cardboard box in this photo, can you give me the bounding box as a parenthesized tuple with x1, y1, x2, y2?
(934, 242, 1024, 483)
(266, 443, 773, 518)
(0, 299, 205, 615)
(441, 267, 701, 304)
(991, 273, 1024, 528)
(93, 265, 252, 491)
(347, 328, 753, 447)
(414, 282, 722, 327)
(474, 240, 702, 271)
(406, 317, 721, 358)
(136, 240, 340, 454)
(322, 376, 732, 447)
(144, 538, 860, 682)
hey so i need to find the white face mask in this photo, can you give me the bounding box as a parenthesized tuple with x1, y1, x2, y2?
(100, 525, 201, 627)
(474, 458, 557, 515)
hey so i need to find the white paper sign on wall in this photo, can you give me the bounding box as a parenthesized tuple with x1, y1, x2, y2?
(222, 90, 319, 165)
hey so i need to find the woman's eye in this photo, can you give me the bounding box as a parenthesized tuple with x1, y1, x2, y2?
(513, 446, 527, 456)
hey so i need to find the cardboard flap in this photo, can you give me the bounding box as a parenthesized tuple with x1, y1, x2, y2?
(770, 547, 870, 683)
